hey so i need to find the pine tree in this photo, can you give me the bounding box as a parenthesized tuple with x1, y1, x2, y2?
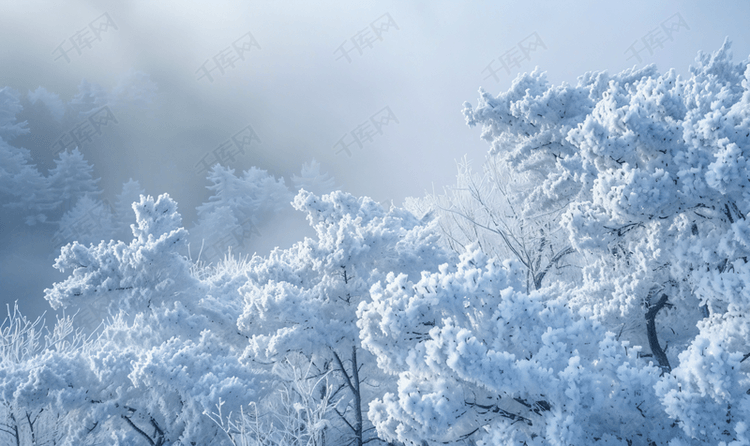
(46, 148, 101, 216)
(67, 79, 109, 120)
(191, 164, 291, 262)
(239, 189, 455, 446)
(0, 87, 51, 225)
(291, 159, 337, 195)
(45, 194, 257, 445)
(53, 195, 115, 252)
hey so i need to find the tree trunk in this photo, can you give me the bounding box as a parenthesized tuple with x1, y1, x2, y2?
(645, 294, 671, 373)
(332, 346, 364, 446)
(351, 346, 363, 446)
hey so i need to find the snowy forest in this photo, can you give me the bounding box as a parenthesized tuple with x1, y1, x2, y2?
(3, 39, 750, 445)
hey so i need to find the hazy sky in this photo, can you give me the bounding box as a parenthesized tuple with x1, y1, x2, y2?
(1, 0, 749, 318)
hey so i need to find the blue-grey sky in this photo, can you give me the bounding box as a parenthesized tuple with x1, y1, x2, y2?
(1, 0, 749, 319)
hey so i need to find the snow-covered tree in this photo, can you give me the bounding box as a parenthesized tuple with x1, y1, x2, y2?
(27, 86, 66, 122)
(291, 159, 337, 195)
(0, 87, 27, 141)
(67, 79, 109, 120)
(192, 164, 292, 263)
(45, 194, 260, 445)
(46, 148, 101, 215)
(445, 38, 750, 443)
(0, 88, 51, 225)
(0, 302, 96, 446)
(109, 70, 158, 111)
(197, 165, 291, 218)
(359, 245, 680, 444)
(53, 195, 115, 253)
(207, 352, 334, 446)
(405, 155, 578, 293)
(0, 140, 50, 226)
(238, 189, 455, 446)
